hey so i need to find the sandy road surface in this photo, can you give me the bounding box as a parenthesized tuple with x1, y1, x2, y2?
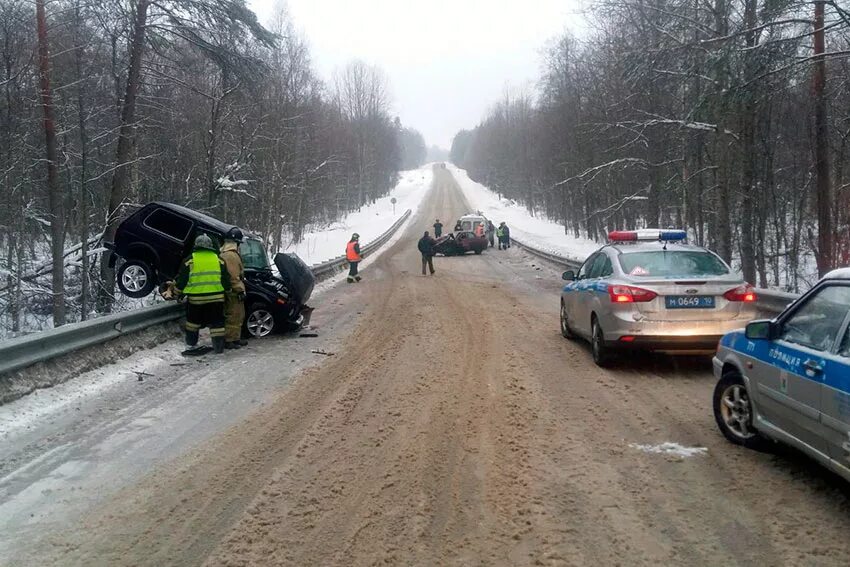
(13, 167, 850, 566)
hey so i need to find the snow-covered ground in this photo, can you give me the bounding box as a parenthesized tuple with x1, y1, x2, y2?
(282, 165, 434, 265)
(448, 164, 598, 263)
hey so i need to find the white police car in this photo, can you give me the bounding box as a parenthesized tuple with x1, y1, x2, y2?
(713, 269, 850, 482)
(560, 229, 757, 366)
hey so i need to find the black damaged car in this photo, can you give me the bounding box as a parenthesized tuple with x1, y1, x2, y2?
(106, 202, 314, 337)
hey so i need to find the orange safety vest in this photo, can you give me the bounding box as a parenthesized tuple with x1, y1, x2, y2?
(346, 241, 361, 262)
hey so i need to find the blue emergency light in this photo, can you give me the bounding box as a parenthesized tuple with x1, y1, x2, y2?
(608, 229, 687, 242)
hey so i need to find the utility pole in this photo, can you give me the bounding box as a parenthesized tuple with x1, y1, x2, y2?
(813, 0, 833, 276)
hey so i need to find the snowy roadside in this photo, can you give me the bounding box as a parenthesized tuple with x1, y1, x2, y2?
(282, 165, 435, 266)
(448, 164, 598, 263)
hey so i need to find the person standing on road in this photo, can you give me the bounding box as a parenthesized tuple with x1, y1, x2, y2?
(474, 222, 485, 238)
(220, 228, 248, 350)
(418, 231, 436, 276)
(175, 234, 231, 354)
(502, 222, 511, 248)
(487, 220, 496, 248)
(346, 233, 362, 283)
(454, 220, 462, 232)
(496, 223, 506, 250)
(433, 219, 443, 238)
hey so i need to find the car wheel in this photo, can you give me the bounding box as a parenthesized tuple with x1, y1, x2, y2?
(713, 370, 765, 449)
(591, 317, 612, 367)
(116, 259, 156, 298)
(246, 303, 276, 338)
(560, 300, 575, 339)
(474, 249, 482, 255)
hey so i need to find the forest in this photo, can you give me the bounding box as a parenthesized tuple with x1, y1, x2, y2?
(451, 0, 850, 292)
(0, 0, 425, 334)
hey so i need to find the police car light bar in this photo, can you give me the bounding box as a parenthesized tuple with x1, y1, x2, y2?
(608, 229, 687, 242)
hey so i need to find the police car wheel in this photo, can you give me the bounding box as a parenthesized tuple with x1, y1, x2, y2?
(560, 300, 575, 339)
(117, 259, 156, 298)
(591, 318, 612, 367)
(713, 371, 765, 450)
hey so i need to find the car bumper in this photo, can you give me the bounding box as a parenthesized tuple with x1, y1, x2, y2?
(606, 334, 722, 352)
(712, 355, 724, 379)
(599, 310, 748, 349)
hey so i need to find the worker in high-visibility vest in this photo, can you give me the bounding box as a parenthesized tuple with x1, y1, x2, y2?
(346, 233, 362, 283)
(175, 233, 231, 353)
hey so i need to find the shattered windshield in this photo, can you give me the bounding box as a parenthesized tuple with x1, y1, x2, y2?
(240, 238, 270, 270)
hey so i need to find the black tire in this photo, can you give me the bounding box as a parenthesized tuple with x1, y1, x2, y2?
(591, 317, 612, 367)
(713, 370, 766, 450)
(560, 300, 576, 339)
(245, 302, 276, 338)
(474, 249, 483, 255)
(116, 259, 156, 298)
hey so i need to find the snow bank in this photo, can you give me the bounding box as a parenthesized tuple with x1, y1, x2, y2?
(282, 165, 434, 266)
(448, 164, 598, 263)
(629, 442, 708, 458)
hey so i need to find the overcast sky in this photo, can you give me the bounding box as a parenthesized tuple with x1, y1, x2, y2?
(247, 0, 585, 149)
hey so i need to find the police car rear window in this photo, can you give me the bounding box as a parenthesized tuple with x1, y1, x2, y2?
(618, 251, 729, 277)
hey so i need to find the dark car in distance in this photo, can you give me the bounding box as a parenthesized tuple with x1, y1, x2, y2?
(432, 231, 487, 256)
(106, 202, 314, 337)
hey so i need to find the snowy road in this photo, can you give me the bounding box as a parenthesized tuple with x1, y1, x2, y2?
(4, 166, 850, 566)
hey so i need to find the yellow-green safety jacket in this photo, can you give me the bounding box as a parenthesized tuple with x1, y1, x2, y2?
(175, 249, 230, 304)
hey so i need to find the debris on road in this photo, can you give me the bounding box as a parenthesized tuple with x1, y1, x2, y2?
(311, 349, 334, 356)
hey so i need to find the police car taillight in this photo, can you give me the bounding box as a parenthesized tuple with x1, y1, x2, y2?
(608, 285, 658, 303)
(608, 229, 687, 242)
(724, 284, 757, 302)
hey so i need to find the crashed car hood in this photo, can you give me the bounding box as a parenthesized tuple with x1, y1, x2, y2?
(273, 252, 316, 305)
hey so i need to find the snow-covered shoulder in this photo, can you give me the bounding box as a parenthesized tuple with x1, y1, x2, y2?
(282, 165, 434, 266)
(448, 164, 598, 263)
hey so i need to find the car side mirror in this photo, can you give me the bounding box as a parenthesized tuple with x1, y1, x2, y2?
(745, 319, 775, 340)
(562, 270, 576, 281)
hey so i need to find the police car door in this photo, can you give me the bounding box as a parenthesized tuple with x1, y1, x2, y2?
(576, 254, 608, 337)
(569, 253, 598, 337)
(819, 285, 850, 472)
(756, 285, 850, 453)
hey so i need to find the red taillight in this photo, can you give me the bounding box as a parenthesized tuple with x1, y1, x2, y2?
(620, 336, 636, 342)
(608, 285, 657, 303)
(724, 284, 757, 302)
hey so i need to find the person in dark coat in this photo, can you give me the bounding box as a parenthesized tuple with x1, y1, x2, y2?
(418, 231, 436, 276)
(498, 222, 512, 249)
(486, 220, 496, 248)
(433, 219, 443, 238)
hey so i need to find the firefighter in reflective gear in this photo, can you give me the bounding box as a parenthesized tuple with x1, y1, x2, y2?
(220, 227, 247, 349)
(346, 233, 362, 283)
(175, 234, 231, 354)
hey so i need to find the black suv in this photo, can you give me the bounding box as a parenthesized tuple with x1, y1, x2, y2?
(106, 202, 315, 337)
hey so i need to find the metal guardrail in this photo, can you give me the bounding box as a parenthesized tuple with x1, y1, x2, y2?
(0, 209, 413, 377)
(511, 236, 800, 316)
(0, 302, 183, 376)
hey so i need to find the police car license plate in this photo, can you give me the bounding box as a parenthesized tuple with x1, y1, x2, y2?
(665, 295, 715, 309)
